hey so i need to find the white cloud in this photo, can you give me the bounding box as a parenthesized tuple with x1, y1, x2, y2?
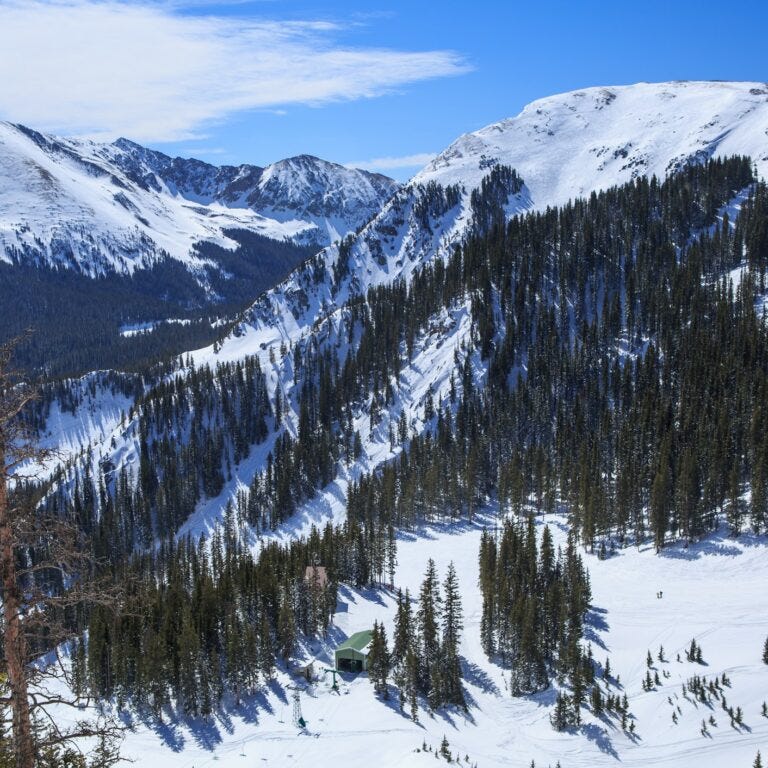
(346, 153, 437, 171)
(0, 1, 470, 142)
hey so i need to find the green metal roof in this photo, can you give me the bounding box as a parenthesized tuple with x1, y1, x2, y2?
(336, 630, 373, 653)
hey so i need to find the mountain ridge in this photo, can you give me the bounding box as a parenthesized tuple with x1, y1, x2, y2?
(0, 121, 399, 276)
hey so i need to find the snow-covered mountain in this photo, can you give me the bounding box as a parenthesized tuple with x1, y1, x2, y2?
(222, 81, 768, 357)
(30, 80, 768, 768)
(417, 80, 768, 205)
(43, 80, 768, 518)
(0, 122, 398, 275)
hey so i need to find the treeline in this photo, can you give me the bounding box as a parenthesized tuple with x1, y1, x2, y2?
(36, 157, 768, 592)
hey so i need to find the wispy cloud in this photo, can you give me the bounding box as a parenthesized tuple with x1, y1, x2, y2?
(346, 153, 437, 171)
(0, 1, 470, 142)
(174, 146, 229, 157)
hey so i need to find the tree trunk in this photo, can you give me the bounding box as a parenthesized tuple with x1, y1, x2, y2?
(0, 446, 35, 768)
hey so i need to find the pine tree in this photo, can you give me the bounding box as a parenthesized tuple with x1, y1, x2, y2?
(440, 563, 465, 708)
(277, 590, 297, 660)
(550, 692, 572, 731)
(392, 589, 414, 662)
(590, 684, 603, 715)
(406, 645, 419, 722)
(439, 735, 451, 761)
(368, 621, 390, 697)
(418, 559, 442, 698)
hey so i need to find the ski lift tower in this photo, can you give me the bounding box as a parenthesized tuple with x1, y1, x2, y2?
(289, 686, 307, 730)
(323, 667, 340, 693)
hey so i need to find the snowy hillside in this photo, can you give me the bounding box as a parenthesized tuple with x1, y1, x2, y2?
(168, 81, 768, 490)
(36, 81, 768, 522)
(0, 122, 398, 275)
(416, 80, 768, 207)
(71, 513, 768, 768)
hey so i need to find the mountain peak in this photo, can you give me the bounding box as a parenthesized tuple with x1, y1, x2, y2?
(0, 122, 400, 278)
(415, 80, 768, 208)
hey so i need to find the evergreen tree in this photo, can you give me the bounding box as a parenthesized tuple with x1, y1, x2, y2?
(418, 559, 442, 697)
(368, 621, 390, 697)
(440, 563, 465, 707)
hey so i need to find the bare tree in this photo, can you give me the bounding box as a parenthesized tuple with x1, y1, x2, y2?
(0, 336, 124, 767)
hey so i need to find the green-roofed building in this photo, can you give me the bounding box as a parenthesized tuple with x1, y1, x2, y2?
(334, 630, 373, 673)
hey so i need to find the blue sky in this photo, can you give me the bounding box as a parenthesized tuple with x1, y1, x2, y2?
(0, 0, 766, 180)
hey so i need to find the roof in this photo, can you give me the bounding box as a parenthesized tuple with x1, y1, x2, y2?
(304, 565, 328, 588)
(336, 630, 373, 655)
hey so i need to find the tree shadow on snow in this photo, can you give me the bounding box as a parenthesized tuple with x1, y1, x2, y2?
(337, 583, 389, 608)
(460, 659, 500, 697)
(374, 682, 427, 725)
(580, 722, 619, 759)
(185, 714, 223, 752)
(660, 539, 742, 560)
(236, 688, 272, 724)
(527, 686, 559, 708)
(266, 676, 288, 705)
(584, 606, 610, 652)
(136, 708, 186, 753)
(658, 525, 766, 561)
(396, 513, 493, 544)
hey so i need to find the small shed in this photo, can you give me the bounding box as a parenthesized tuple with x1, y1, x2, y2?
(304, 565, 328, 590)
(334, 630, 373, 673)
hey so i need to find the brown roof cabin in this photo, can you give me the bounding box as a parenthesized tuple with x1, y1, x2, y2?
(304, 564, 328, 590)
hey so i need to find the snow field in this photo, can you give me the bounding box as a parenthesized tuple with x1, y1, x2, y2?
(117, 515, 768, 768)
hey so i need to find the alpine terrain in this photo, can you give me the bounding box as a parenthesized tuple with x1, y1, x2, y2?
(3, 80, 768, 768)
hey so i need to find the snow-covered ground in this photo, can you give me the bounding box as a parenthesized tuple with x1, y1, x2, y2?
(115, 514, 768, 768)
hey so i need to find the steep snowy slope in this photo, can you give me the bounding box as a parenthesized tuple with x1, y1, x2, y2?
(0, 122, 398, 275)
(417, 80, 768, 205)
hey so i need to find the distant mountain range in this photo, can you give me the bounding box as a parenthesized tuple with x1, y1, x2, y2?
(0, 122, 398, 372)
(0, 122, 398, 273)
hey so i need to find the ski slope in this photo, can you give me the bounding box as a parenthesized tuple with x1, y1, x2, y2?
(113, 514, 768, 768)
